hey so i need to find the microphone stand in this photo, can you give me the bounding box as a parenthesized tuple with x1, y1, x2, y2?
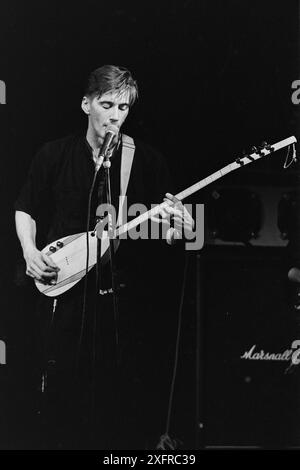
(95, 148, 119, 357)
(103, 152, 119, 355)
(89, 146, 120, 446)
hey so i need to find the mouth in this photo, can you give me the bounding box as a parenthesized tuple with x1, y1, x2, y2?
(104, 124, 119, 131)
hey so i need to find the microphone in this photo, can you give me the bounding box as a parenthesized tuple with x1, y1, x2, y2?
(99, 124, 119, 159)
(94, 124, 119, 172)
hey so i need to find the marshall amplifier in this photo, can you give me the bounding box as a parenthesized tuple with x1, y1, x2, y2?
(173, 246, 300, 449)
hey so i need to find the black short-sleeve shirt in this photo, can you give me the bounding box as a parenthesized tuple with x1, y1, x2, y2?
(15, 133, 173, 248)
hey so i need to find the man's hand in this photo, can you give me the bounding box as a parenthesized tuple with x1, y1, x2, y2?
(24, 246, 60, 284)
(150, 193, 195, 243)
(162, 193, 194, 235)
(151, 193, 194, 232)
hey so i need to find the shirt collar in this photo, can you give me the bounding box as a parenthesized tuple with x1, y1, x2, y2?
(84, 134, 122, 162)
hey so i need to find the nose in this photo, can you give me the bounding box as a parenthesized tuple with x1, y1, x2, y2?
(110, 105, 120, 124)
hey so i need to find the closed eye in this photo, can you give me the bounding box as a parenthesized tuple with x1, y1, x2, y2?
(100, 101, 113, 109)
(119, 104, 129, 111)
(99, 101, 129, 111)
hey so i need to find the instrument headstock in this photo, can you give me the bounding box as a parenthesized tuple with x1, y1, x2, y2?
(235, 141, 275, 166)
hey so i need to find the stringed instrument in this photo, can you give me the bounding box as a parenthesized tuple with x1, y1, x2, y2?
(35, 136, 297, 297)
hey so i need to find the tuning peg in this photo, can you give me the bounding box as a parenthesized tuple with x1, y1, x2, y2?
(235, 157, 245, 166)
(236, 150, 247, 165)
(250, 145, 265, 157)
(265, 144, 274, 152)
(255, 143, 267, 156)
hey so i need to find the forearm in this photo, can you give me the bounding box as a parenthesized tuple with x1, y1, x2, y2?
(15, 211, 58, 282)
(15, 210, 37, 256)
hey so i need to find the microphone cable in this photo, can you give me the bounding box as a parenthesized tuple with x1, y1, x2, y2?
(156, 250, 189, 450)
(76, 167, 98, 370)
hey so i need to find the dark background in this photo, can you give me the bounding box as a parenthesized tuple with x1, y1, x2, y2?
(0, 0, 299, 449)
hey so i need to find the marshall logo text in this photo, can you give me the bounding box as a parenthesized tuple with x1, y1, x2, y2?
(241, 341, 300, 363)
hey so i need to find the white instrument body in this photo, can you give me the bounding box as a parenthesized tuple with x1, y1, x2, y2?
(35, 231, 110, 297)
(34, 136, 297, 297)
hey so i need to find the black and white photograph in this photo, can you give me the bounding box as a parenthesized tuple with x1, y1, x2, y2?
(0, 0, 299, 454)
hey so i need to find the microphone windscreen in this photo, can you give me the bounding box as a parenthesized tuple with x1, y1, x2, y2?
(106, 124, 119, 136)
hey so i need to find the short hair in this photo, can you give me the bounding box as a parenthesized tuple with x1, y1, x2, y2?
(84, 65, 138, 106)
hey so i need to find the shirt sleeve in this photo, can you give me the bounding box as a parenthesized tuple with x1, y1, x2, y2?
(14, 143, 54, 221)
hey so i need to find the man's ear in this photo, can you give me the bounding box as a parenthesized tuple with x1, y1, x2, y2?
(81, 96, 90, 115)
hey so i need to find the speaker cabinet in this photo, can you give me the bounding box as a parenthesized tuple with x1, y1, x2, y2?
(174, 247, 300, 449)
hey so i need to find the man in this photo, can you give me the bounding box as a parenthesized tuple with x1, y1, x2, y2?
(15, 65, 193, 449)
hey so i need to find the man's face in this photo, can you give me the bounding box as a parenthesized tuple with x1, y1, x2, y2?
(83, 90, 130, 145)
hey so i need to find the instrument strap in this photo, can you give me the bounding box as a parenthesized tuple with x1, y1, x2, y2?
(117, 134, 135, 226)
